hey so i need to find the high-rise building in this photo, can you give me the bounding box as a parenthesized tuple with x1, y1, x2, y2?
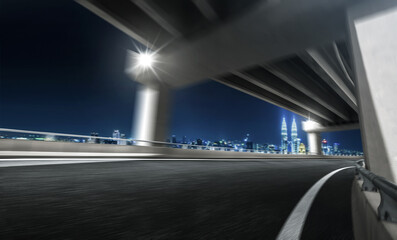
(182, 136, 187, 144)
(293, 137, 301, 154)
(113, 130, 121, 144)
(321, 139, 329, 155)
(172, 135, 177, 143)
(291, 118, 298, 154)
(281, 117, 288, 154)
(333, 143, 340, 153)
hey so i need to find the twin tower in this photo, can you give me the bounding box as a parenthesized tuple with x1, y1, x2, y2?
(281, 117, 301, 154)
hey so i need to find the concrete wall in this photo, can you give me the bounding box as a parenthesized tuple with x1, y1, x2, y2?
(348, 0, 397, 182)
(351, 179, 397, 240)
(0, 139, 362, 159)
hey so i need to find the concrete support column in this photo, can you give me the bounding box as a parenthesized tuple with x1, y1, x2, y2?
(133, 83, 170, 145)
(348, 0, 397, 182)
(302, 120, 323, 155)
(307, 132, 322, 155)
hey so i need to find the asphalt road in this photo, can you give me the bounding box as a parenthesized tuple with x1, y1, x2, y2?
(0, 159, 356, 239)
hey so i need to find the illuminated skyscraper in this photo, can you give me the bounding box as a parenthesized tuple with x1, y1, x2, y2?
(281, 117, 288, 154)
(292, 138, 301, 154)
(321, 139, 329, 155)
(333, 143, 340, 154)
(291, 118, 298, 154)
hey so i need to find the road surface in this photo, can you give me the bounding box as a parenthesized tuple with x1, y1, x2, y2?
(0, 158, 356, 239)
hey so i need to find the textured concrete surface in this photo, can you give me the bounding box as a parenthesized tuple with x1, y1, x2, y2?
(351, 179, 397, 240)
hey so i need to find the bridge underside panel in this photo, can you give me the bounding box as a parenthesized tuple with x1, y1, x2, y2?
(215, 49, 359, 126)
(215, 74, 328, 125)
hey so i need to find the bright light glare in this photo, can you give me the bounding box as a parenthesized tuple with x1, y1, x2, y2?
(137, 53, 154, 69)
(304, 120, 316, 129)
(302, 120, 321, 131)
(125, 48, 162, 82)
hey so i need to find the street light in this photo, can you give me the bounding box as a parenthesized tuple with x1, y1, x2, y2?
(125, 49, 160, 84)
(136, 52, 155, 70)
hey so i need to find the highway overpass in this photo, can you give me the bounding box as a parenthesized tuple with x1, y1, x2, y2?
(77, 0, 397, 184)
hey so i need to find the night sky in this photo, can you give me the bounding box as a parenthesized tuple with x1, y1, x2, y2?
(0, 0, 363, 151)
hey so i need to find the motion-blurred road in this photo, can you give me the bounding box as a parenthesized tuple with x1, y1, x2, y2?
(0, 159, 356, 239)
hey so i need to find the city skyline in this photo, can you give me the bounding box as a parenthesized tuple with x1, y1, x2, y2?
(0, 126, 363, 156)
(167, 116, 362, 155)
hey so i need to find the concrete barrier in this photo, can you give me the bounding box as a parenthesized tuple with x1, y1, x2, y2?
(0, 139, 362, 159)
(351, 179, 397, 240)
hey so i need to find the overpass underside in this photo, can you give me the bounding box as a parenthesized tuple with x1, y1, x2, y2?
(77, 0, 359, 126)
(215, 42, 358, 126)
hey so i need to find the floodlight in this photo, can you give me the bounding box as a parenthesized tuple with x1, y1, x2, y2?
(137, 52, 154, 69)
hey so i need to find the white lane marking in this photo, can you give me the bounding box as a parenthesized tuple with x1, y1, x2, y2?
(276, 166, 355, 240)
(0, 151, 161, 157)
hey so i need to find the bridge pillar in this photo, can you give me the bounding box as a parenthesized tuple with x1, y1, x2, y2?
(307, 132, 322, 155)
(348, 0, 397, 182)
(132, 83, 170, 145)
(302, 121, 323, 155)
